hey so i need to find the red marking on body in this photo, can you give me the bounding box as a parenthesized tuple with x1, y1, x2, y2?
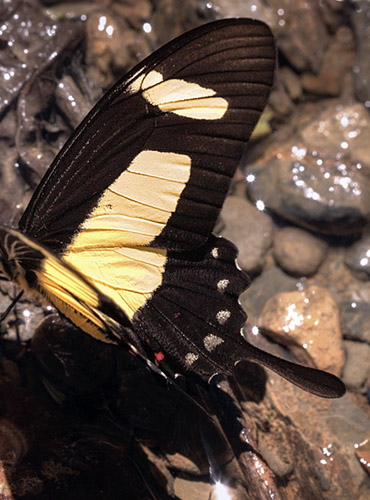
(174, 312, 181, 319)
(154, 351, 165, 363)
(146, 338, 150, 343)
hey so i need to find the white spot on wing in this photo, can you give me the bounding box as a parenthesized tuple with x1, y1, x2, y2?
(211, 247, 219, 259)
(217, 279, 229, 292)
(204, 334, 224, 352)
(131, 69, 228, 120)
(184, 352, 199, 367)
(216, 310, 231, 325)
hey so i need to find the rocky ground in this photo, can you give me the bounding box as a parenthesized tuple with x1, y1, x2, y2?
(0, 0, 369, 499)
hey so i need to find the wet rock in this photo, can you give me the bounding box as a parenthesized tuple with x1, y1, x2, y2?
(269, 0, 329, 72)
(302, 71, 341, 97)
(220, 196, 273, 274)
(342, 340, 370, 390)
(85, 12, 132, 90)
(273, 227, 328, 276)
(0, 1, 82, 178)
(247, 104, 370, 235)
(0, 108, 16, 141)
(173, 477, 212, 500)
(267, 374, 370, 496)
(344, 232, 370, 280)
(0, 144, 25, 226)
(355, 439, 370, 477)
(206, 0, 278, 28)
(301, 26, 355, 97)
(2, 298, 46, 343)
(351, 0, 370, 103)
(257, 431, 294, 478)
(0, 2, 79, 113)
(279, 66, 302, 101)
(259, 286, 345, 376)
(340, 299, 370, 344)
(240, 267, 300, 325)
(268, 79, 295, 117)
(55, 75, 91, 128)
(112, 0, 153, 30)
(150, 0, 206, 45)
(300, 103, 370, 169)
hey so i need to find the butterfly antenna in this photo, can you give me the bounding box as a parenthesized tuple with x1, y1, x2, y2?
(0, 290, 24, 323)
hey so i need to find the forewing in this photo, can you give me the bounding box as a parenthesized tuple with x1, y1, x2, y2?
(19, 18, 275, 254)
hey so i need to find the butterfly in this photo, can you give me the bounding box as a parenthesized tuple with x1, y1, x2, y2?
(0, 18, 344, 398)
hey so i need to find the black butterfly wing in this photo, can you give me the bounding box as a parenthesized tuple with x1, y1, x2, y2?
(15, 18, 276, 359)
(132, 235, 345, 398)
(19, 18, 275, 254)
(132, 236, 250, 379)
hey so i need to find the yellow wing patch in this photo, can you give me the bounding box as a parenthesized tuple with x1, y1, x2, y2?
(70, 150, 191, 247)
(64, 246, 166, 320)
(130, 70, 228, 120)
(1, 227, 115, 342)
(39, 257, 110, 341)
(63, 149, 191, 320)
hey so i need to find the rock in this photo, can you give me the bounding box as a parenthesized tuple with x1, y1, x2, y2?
(342, 340, 370, 390)
(344, 232, 370, 280)
(247, 103, 370, 235)
(351, 0, 370, 103)
(269, 0, 329, 72)
(279, 66, 302, 101)
(220, 196, 273, 274)
(259, 286, 345, 376)
(85, 11, 132, 90)
(204, 0, 278, 28)
(0, 2, 80, 114)
(300, 103, 370, 170)
(268, 80, 295, 117)
(301, 26, 355, 97)
(266, 373, 370, 495)
(240, 267, 300, 325)
(340, 299, 370, 344)
(355, 439, 370, 477)
(111, 0, 152, 30)
(173, 477, 211, 500)
(55, 75, 91, 129)
(302, 71, 341, 97)
(0, 144, 25, 226)
(257, 432, 294, 478)
(273, 226, 328, 276)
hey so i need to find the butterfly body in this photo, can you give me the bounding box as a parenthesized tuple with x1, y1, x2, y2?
(0, 19, 345, 398)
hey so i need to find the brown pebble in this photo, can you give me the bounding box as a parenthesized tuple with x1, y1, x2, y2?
(273, 226, 328, 276)
(258, 286, 345, 376)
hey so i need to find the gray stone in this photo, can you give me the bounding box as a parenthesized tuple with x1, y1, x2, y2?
(247, 103, 370, 236)
(351, 0, 370, 103)
(342, 340, 370, 390)
(240, 267, 300, 325)
(345, 232, 370, 280)
(340, 299, 370, 344)
(273, 226, 328, 276)
(220, 196, 273, 274)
